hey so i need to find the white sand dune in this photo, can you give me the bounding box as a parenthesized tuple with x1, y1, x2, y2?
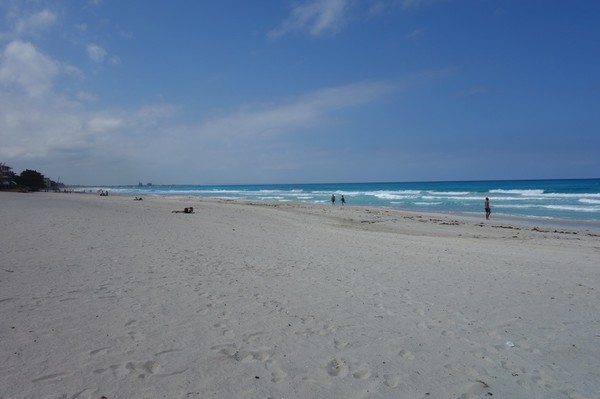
(1, 191, 599, 399)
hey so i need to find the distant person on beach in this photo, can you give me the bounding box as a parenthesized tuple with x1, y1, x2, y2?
(331, 194, 336, 205)
(172, 207, 194, 214)
(485, 197, 491, 220)
(341, 195, 345, 206)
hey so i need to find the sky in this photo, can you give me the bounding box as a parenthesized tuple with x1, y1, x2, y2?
(0, 0, 599, 186)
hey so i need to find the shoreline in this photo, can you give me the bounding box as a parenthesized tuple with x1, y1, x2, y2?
(1, 191, 599, 398)
(65, 178, 600, 225)
(443, 209, 600, 233)
(36, 189, 600, 233)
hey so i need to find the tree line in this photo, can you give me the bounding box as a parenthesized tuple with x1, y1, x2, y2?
(0, 163, 65, 192)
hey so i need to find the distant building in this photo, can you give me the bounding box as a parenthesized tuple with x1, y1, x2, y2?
(0, 163, 14, 187)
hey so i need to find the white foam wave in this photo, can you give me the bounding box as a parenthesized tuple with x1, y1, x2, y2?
(257, 196, 285, 200)
(422, 195, 484, 201)
(493, 204, 536, 209)
(496, 204, 600, 213)
(490, 189, 545, 195)
(545, 205, 600, 213)
(257, 189, 304, 194)
(425, 191, 470, 196)
(490, 189, 600, 200)
(580, 198, 600, 204)
(374, 194, 419, 200)
(539, 193, 600, 199)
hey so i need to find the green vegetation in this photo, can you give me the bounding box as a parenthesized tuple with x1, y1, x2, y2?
(0, 163, 65, 192)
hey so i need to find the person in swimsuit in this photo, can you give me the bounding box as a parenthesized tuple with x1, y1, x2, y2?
(172, 207, 194, 214)
(485, 197, 491, 220)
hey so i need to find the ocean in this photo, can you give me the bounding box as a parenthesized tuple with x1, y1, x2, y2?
(100, 179, 600, 224)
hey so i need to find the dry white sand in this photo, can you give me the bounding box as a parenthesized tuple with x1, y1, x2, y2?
(1, 191, 599, 399)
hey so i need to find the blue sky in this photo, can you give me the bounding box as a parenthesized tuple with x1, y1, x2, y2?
(1, 0, 598, 185)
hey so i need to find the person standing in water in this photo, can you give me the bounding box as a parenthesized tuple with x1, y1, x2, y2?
(341, 195, 345, 206)
(485, 197, 491, 220)
(331, 194, 336, 205)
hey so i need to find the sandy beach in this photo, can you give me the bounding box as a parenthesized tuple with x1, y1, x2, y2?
(1, 191, 599, 399)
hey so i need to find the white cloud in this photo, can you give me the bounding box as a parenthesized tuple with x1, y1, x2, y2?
(63, 63, 84, 79)
(0, 94, 85, 160)
(76, 91, 97, 102)
(0, 92, 176, 165)
(87, 116, 124, 133)
(85, 44, 119, 65)
(0, 29, 176, 181)
(269, 0, 350, 38)
(198, 80, 395, 139)
(86, 44, 107, 62)
(0, 40, 59, 97)
(268, 0, 436, 39)
(132, 104, 179, 126)
(15, 9, 58, 35)
(202, 69, 453, 140)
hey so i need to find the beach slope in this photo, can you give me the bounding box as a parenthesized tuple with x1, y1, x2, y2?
(1, 192, 598, 398)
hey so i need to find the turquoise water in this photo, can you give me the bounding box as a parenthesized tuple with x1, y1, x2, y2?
(101, 179, 600, 223)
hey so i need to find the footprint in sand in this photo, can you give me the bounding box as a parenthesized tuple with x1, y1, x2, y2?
(241, 331, 265, 345)
(217, 346, 271, 363)
(124, 319, 137, 327)
(352, 369, 371, 380)
(456, 380, 492, 399)
(266, 359, 287, 383)
(32, 372, 70, 383)
(441, 329, 456, 338)
(531, 370, 556, 390)
(398, 349, 415, 360)
(326, 358, 349, 378)
(154, 348, 182, 357)
(95, 360, 161, 378)
(127, 331, 145, 341)
(383, 373, 401, 388)
(213, 322, 235, 339)
(89, 347, 111, 357)
(70, 387, 99, 399)
(141, 360, 161, 374)
(334, 339, 349, 350)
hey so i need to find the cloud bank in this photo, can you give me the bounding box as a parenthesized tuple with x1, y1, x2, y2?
(0, 28, 401, 183)
(269, 0, 435, 38)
